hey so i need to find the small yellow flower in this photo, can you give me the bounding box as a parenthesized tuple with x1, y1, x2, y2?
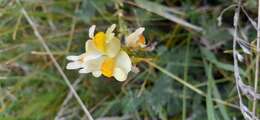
(67, 24, 132, 81)
(125, 27, 146, 48)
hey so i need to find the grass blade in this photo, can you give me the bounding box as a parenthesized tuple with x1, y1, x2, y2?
(135, 0, 203, 32)
(204, 63, 216, 120)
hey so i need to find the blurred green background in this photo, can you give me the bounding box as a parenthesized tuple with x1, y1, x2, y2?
(0, 0, 259, 119)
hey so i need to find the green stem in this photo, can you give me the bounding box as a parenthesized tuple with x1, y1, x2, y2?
(182, 34, 191, 120)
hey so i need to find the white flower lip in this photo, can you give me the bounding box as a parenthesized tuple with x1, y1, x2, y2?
(66, 61, 82, 70)
(92, 71, 102, 77)
(114, 68, 126, 81)
(66, 54, 85, 70)
(66, 55, 80, 61)
(113, 50, 132, 81)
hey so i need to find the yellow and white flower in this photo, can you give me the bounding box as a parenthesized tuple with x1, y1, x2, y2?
(66, 24, 119, 70)
(66, 24, 132, 81)
(125, 27, 146, 48)
(83, 50, 132, 81)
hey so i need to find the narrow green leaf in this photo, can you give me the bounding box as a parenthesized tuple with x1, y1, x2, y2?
(204, 63, 216, 120)
(200, 47, 246, 76)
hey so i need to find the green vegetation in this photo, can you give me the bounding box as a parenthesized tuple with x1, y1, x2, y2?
(0, 0, 259, 119)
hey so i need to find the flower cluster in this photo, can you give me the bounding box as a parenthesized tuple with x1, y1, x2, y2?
(66, 24, 145, 81)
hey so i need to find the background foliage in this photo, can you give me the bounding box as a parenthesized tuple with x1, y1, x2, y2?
(0, 0, 259, 119)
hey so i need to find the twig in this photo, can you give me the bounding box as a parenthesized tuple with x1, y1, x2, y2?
(90, 95, 110, 113)
(232, 1, 259, 119)
(0, 44, 24, 53)
(66, 3, 79, 53)
(129, 0, 203, 32)
(0, 77, 7, 80)
(232, 0, 246, 118)
(96, 115, 132, 120)
(217, 4, 237, 26)
(241, 6, 257, 30)
(18, 3, 93, 120)
(31, 51, 66, 55)
(253, 0, 260, 116)
(12, 14, 22, 40)
(41, 4, 57, 31)
(55, 75, 84, 120)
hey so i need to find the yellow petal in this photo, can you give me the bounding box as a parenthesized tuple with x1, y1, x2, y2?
(93, 32, 106, 53)
(101, 57, 115, 77)
(106, 37, 121, 57)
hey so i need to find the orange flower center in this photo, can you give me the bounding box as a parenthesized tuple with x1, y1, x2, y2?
(101, 58, 115, 77)
(137, 35, 145, 45)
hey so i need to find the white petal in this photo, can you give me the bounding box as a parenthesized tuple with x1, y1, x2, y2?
(85, 57, 104, 71)
(92, 71, 102, 77)
(131, 66, 140, 73)
(106, 37, 121, 57)
(66, 55, 80, 61)
(115, 51, 132, 73)
(239, 44, 251, 54)
(114, 68, 127, 81)
(85, 40, 103, 60)
(89, 25, 96, 38)
(139, 44, 147, 48)
(84, 54, 102, 61)
(134, 27, 145, 35)
(66, 61, 82, 70)
(106, 24, 116, 42)
(236, 52, 244, 62)
(78, 57, 104, 74)
(79, 68, 91, 73)
(106, 24, 116, 34)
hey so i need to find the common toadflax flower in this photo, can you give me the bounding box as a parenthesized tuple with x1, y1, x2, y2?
(66, 24, 132, 81)
(125, 27, 146, 48)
